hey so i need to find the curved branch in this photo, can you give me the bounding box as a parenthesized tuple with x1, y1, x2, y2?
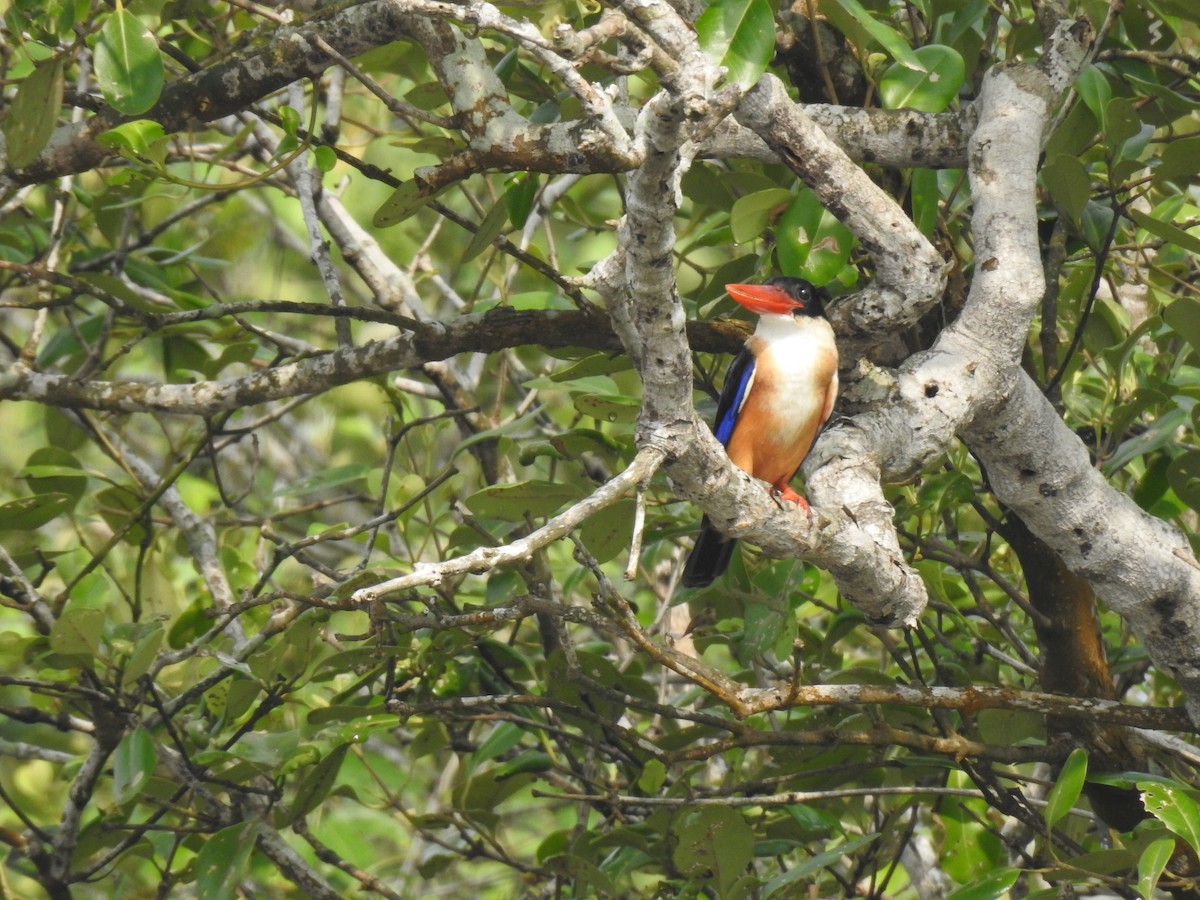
(354, 444, 667, 602)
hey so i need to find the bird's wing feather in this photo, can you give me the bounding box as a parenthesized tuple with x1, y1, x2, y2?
(713, 348, 755, 446)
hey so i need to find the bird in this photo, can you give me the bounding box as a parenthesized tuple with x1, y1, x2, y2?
(681, 276, 839, 588)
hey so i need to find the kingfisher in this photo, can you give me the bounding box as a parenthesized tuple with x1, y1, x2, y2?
(682, 276, 839, 588)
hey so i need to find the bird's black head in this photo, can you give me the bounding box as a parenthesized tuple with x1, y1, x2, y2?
(764, 276, 826, 318)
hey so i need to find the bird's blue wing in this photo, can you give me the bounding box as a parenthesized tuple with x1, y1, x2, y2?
(713, 348, 755, 446)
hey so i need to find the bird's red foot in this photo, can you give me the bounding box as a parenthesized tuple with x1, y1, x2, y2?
(770, 485, 811, 514)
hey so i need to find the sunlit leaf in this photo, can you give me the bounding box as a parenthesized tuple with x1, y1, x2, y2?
(775, 190, 855, 284)
(96, 119, 168, 160)
(880, 44, 964, 112)
(695, 0, 776, 89)
(1141, 781, 1200, 853)
(638, 759, 667, 793)
(19, 447, 87, 504)
(94, 6, 164, 115)
(48, 607, 105, 658)
(1137, 836, 1175, 900)
(730, 188, 792, 244)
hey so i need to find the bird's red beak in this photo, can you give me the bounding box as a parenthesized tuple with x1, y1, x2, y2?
(725, 282, 804, 315)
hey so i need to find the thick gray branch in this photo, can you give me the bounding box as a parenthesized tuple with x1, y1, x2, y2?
(701, 105, 975, 170)
(735, 74, 950, 337)
(967, 373, 1200, 721)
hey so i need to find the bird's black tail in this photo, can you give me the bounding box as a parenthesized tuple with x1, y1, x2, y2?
(681, 516, 736, 588)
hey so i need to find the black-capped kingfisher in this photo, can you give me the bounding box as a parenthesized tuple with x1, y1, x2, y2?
(682, 277, 838, 588)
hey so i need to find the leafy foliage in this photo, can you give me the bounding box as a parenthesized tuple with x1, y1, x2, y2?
(1, 0, 1199, 897)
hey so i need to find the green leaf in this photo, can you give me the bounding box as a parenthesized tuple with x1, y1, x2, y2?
(638, 759, 667, 793)
(373, 179, 452, 227)
(464, 480, 585, 518)
(573, 393, 640, 423)
(775, 190, 855, 284)
(1164, 297, 1200, 351)
(0, 492, 73, 532)
(1074, 65, 1112, 127)
(1042, 154, 1091, 225)
(880, 44, 964, 112)
(1137, 836, 1175, 900)
(405, 81, 449, 110)
(1157, 136, 1200, 185)
(283, 743, 350, 825)
(96, 485, 148, 544)
(37, 314, 107, 368)
(1129, 207, 1200, 256)
(579, 498, 634, 564)
(910, 168, 940, 236)
(94, 6, 164, 115)
(19, 447, 87, 502)
(48, 607, 105, 659)
(461, 199, 510, 264)
(113, 728, 157, 804)
(695, 0, 776, 89)
(946, 867, 1020, 900)
(671, 806, 755, 895)
(196, 821, 259, 900)
(121, 622, 164, 688)
(273, 464, 368, 499)
(96, 119, 168, 159)
(312, 144, 337, 172)
(740, 598, 789, 665)
(231, 731, 299, 768)
(3, 56, 64, 169)
(762, 834, 880, 897)
(1080, 200, 1115, 252)
(1142, 781, 1200, 853)
(730, 188, 793, 244)
(1104, 96, 1142, 150)
(472, 721, 526, 767)
(459, 767, 536, 813)
(504, 172, 540, 229)
(1045, 747, 1087, 828)
(822, 0, 921, 69)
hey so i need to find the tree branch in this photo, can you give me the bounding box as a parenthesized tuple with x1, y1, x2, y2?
(354, 444, 667, 602)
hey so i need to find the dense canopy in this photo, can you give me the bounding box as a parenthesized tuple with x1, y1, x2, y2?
(2, 0, 1200, 896)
